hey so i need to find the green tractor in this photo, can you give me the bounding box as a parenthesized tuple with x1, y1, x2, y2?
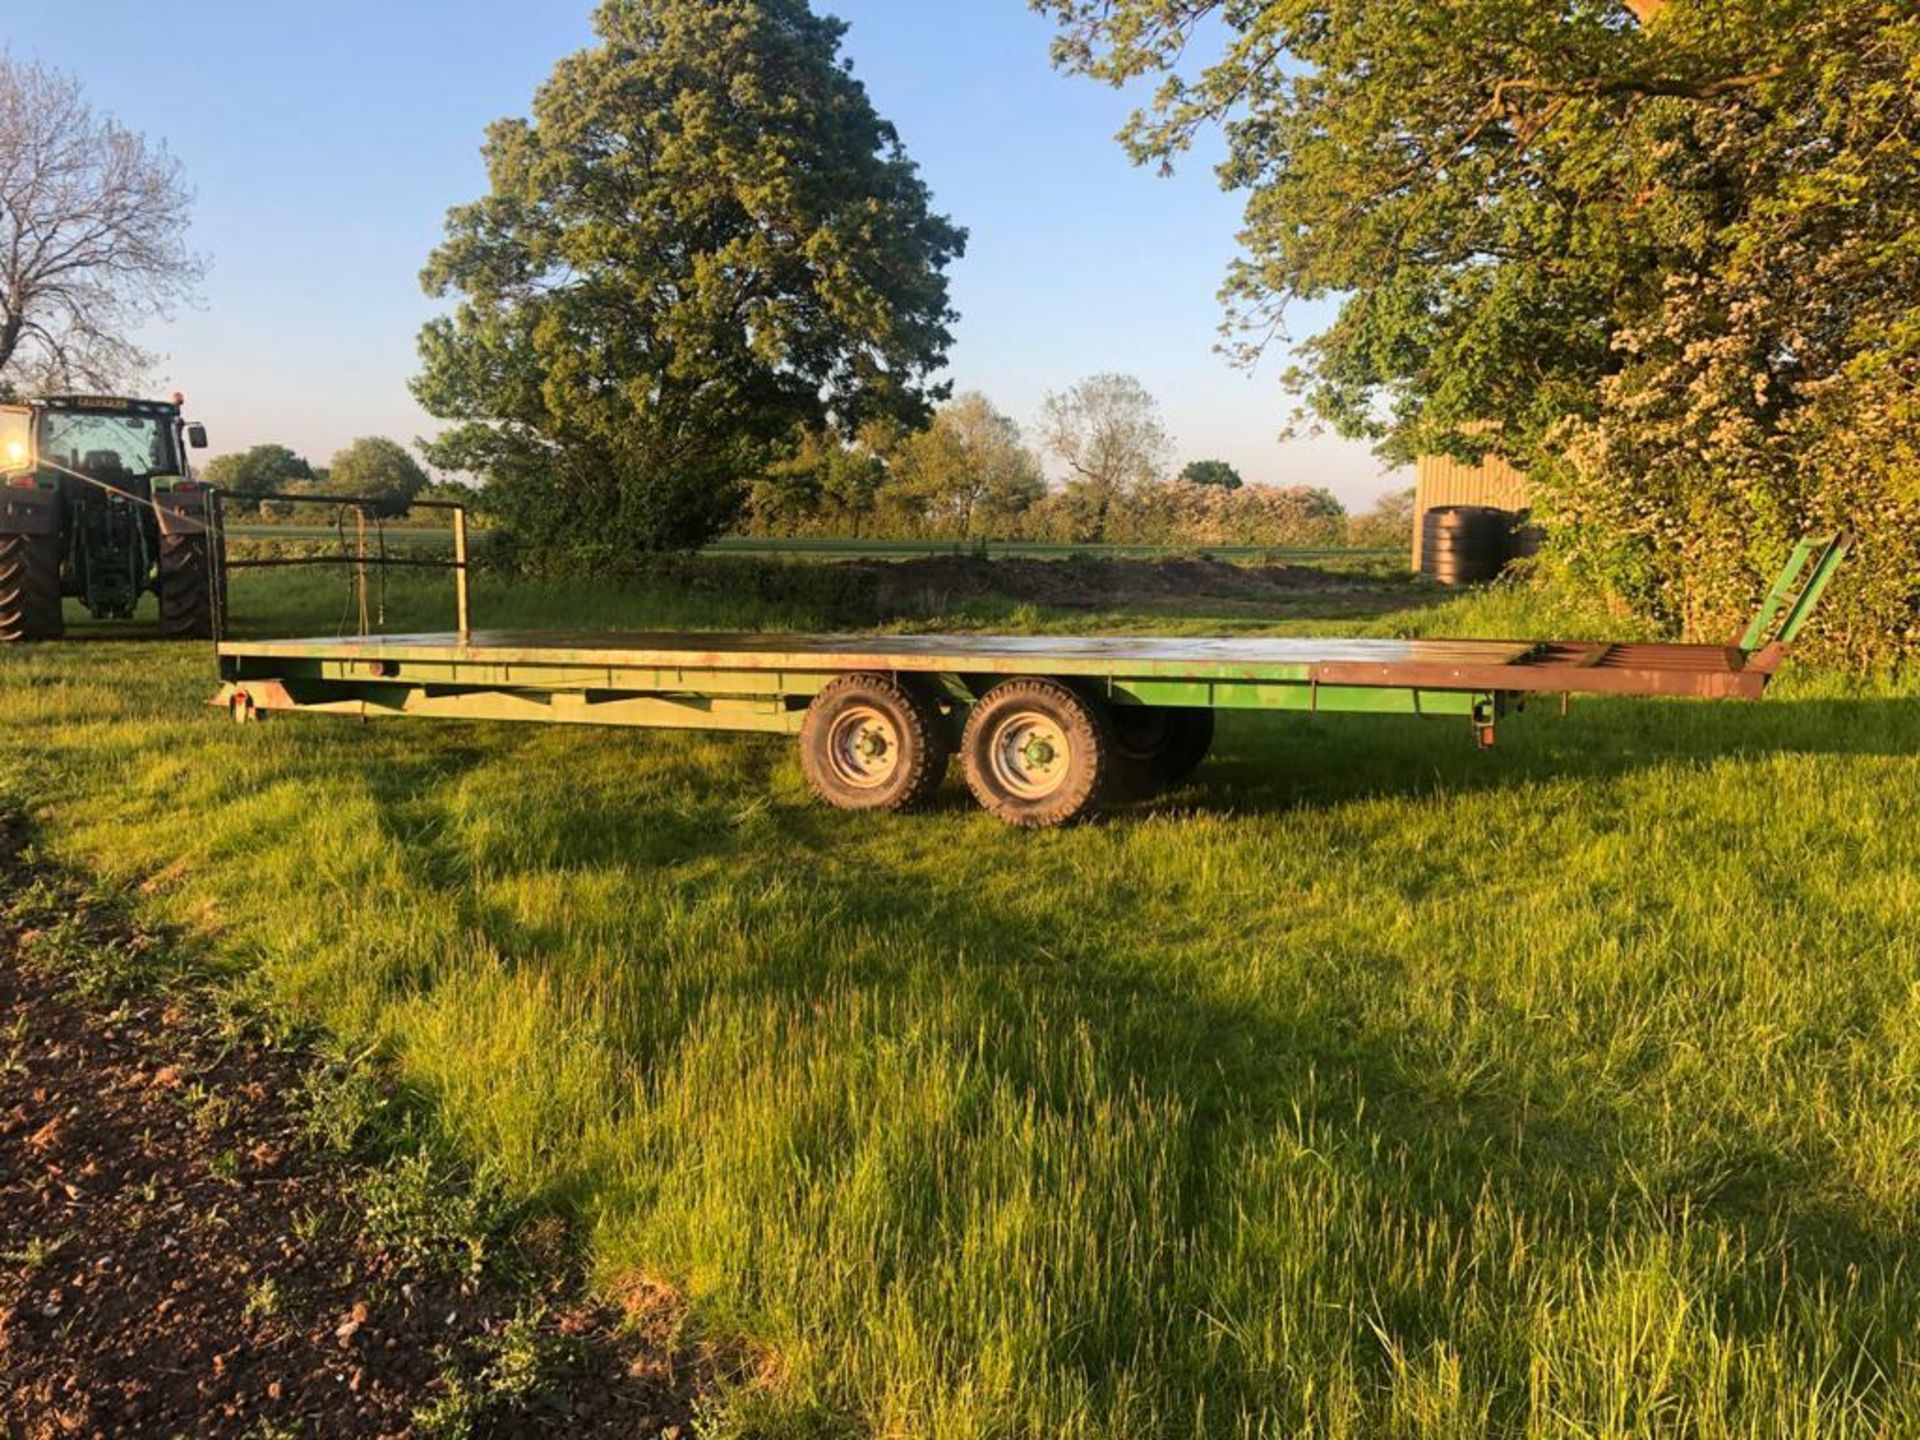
(0, 394, 225, 643)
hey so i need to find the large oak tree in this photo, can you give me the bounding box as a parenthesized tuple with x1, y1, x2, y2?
(1038, 0, 1920, 657)
(415, 0, 966, 565)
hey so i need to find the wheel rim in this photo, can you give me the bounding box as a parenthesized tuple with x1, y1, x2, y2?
(826, 705, 902, 791)
(987, 709, 1073, 801)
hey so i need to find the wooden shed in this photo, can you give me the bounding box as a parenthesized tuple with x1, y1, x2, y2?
(1412, 451, 1533, 572)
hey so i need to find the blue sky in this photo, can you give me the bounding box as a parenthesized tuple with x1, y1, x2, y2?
(6, 2, 1403, 507)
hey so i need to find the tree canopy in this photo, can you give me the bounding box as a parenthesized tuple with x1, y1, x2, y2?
(321, 437, 431, 516)
(415, 0, 966, 570)
(1037, 374, 1173, 540)
(891, 393, 1047, 540)
(1038, 0, 1920, 657)
(1180, 460, 1244, 491)
(202, 444, 314, 501)
(0, 59, 202, 391)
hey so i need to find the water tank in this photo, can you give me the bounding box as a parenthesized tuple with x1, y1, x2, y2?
(1421, 506, 1511, 587)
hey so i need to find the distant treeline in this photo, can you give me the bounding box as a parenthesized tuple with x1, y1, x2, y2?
(740, 382, 1413, 551)
(213, 381, 1417, 558)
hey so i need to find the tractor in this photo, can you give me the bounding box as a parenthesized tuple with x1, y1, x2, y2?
(0, 394, 224, 643)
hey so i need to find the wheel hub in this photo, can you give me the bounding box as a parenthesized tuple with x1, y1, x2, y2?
(989, 711, 1072, 800)
(826, 705, 902, 790)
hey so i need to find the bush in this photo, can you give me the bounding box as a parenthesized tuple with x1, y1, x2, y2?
(1084, 481, 1348, 548)
(1348, 488, 1415, 552)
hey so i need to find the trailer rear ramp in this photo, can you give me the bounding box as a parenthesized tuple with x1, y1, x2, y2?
(214, 534, 1850, 828)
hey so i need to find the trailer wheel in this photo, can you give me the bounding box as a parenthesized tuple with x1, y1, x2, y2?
(158, 533, 225, 641)
(1110, 705, 1215, 789)
(961, 678, 1112, 828)
(801, 674, 952, 814)
(0, 531, 64, 644)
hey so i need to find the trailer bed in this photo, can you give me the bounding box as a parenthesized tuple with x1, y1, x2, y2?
(218, 629, 1774, 699)
(209, 533, 1850, 826)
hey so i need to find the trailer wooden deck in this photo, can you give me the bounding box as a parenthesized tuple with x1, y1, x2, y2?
(218, 629, 1778, 699)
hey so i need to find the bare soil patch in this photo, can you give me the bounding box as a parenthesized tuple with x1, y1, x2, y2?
(0, 818, 709, 1438)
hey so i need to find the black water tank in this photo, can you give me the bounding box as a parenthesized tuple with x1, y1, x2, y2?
(1422, 506, 1511, 587)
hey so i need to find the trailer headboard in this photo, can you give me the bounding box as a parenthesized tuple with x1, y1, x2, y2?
(1739, 533, 1852, 656)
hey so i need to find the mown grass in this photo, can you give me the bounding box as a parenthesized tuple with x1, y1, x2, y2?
(2, 562, 1917, 1437)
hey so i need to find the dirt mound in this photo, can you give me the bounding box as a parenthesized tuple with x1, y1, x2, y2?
(865, 555, 1383, 610)
(0, 824, 707, 1438)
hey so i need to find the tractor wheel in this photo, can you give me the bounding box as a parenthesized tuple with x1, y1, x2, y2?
(961, 678, 1113, 828)
(0, 531, 63, 644)
(158, 533, 225, 641)
(801, 674, 952, 814)
(1109, 705, 1216, 790)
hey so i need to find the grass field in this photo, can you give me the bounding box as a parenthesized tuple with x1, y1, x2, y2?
(2, 561, 1917, 1438)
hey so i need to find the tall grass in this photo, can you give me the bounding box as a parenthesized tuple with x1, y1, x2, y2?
(2, 561, 1917, 1437)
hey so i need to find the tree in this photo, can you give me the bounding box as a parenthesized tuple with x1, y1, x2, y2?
(1037, 0, 1920, 656)
(202, 444, 315, 501)
(321, 438, 431, 516)
(746, 424, 895, 538)
(1036, 374, 1172, 540)
(1348, 487, 1417, 552)
(0, 59, 202, 391)
(1179, 459, 1243, 491)
(414, 0, 966, 571)
(892, 393, 1046, 539)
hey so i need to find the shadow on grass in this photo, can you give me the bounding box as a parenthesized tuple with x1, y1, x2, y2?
(1133, 694, 1920, 823)
(707, 804, 1920, 1428)
(308, 687, 1920, 1431)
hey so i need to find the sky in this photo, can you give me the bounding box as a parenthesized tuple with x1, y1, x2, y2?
(5, 2, 1406, 509)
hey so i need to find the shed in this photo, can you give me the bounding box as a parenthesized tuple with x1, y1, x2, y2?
(1411, 451, 1532, 572)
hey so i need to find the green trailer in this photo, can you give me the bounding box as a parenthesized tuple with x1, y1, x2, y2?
(213, 533, 1850, 828)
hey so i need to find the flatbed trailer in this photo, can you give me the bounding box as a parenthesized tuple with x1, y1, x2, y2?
(214, 534, 1850, 828)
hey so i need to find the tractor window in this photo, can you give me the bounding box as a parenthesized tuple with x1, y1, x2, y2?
(35, 411, 181, 483)
(0, 410, 28, 475)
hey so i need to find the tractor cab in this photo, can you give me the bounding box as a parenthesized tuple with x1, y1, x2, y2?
(31, 394, 209, 490)
(0, 394, 222, 642)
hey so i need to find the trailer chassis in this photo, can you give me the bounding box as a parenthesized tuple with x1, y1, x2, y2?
(213, 533, 1850, 828)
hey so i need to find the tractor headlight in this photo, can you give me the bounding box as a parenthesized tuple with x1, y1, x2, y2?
(3, 439, 24, 467)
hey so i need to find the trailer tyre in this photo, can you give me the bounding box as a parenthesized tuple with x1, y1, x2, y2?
(801, 674, 952, 814)
(961, 678, 1112, 828)
(0, 531, 63, 644)
(158, 533, 225, 641)
(1110, 705, 1215, 789)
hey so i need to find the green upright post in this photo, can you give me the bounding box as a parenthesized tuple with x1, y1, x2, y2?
(1740, 534, 1850, 653)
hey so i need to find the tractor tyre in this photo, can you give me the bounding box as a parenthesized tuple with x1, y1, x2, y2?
(158, 532, 225, 641)
(960, 678, 1114, 828)
(801, 673, 953, 814)
(0, 531, 64, 643)
(1109, 705, 1216, 791)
